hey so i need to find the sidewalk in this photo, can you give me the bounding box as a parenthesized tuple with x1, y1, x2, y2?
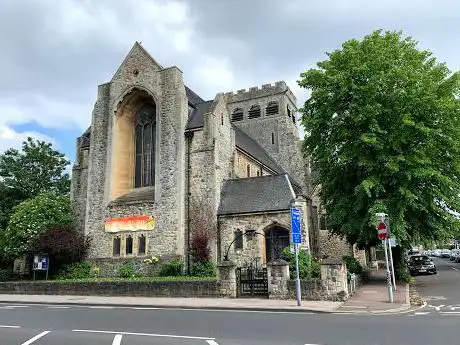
(337, 270, 411, 314)
(0, 294, 341, 313)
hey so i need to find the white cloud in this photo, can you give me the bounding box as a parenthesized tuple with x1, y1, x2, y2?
(0, 124, 56, 153)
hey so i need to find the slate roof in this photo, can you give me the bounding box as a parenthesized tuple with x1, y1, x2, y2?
(185, 86, 204, 106)
(234, 127, 285, 174)
(186, 100, 213, 130)
(218, 174, 296, 215)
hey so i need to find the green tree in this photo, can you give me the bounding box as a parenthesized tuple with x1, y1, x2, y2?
(0, 137, 70, 198)
(2, 193, 73, 258)
(298, 30, 460, 248)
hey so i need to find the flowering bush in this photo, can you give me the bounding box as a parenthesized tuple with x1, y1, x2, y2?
(2, 193, 72, 258)
(143, 256, 159, 265)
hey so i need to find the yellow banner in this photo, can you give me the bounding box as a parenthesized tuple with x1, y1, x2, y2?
(104, 215, 156, 232)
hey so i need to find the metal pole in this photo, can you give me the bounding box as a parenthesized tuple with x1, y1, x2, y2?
(388, 238, 396, 291)
(383, 238, 394, 303)
(295, 243, 302, 306)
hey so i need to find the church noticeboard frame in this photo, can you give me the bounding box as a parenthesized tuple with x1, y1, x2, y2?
(104, 215, 156, 232)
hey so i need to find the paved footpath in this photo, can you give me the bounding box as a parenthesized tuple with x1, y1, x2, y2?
(337, 270, 410, 314)
(0, 294, 341, 313)
(0, 272, 411, 315)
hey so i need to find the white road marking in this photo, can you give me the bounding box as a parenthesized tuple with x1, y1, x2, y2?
(440, 312, 460, 315)
(0, 325, 20, 328)
(435, 305, 445, 311)
(21, 331, 50, 345)
(88, 306, 114, 309)
(73, 329, 214, 340)
(0, 307, 14, 309)
(451, 267, 458, 271)
(47, 306, 70, 309)
(112, 334, 123, 345)
(6, 305, 29, 308)
(414, 312, 430, 315)
(207, 341, 219, 345)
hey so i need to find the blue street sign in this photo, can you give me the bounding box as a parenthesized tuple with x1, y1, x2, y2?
(291, 207, 302, 244)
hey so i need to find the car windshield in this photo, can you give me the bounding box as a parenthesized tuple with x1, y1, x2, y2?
(410, 256, 431, 264)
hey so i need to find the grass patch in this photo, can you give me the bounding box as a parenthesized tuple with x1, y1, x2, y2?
(2, 276, 216, 284)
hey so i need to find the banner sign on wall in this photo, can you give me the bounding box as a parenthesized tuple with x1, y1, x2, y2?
(104, 215, 156, 232)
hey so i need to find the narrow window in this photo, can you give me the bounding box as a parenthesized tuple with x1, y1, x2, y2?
(248, 105, 261, 119)
(234, 229, 243, 250)
(134, 103, 156, 188)
(138, 234, 146, 255)
(126, 235, 133, 255)
(320, 215, 327, 230)
(247, 164, 250, 177)
(292, 112, 296, 124)
(271, 132, 275, 144)
(266, 102, 279, 115)
(113, 236, 121, 257)
(287, 106, 291, 118)
(256, 170, 260, 176)
(221, 114, 224, 125)
(231, 108, 244, 121)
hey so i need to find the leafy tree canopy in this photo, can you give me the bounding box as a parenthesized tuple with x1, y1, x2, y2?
(299, 30, 460, 248)
(0, 137, 70, 198)
(2, 193, 73, 258)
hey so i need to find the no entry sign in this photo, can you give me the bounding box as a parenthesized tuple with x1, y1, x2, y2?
(377, 222, 388, 240)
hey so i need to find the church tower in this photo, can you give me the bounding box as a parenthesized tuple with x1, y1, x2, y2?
(225, 81, 308, 192)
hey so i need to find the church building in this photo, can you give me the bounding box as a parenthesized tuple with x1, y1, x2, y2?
(71, 42, 322, 270)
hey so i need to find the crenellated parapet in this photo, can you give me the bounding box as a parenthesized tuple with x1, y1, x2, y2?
(224, 81, 297, 106)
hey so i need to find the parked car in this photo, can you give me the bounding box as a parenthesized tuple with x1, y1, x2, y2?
(450, 249, 459, 261)
(408, 255, 437, 275)
(441, 249, 451, 258)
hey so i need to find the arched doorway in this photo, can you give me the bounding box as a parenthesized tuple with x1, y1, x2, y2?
(265, 226, 290, 262)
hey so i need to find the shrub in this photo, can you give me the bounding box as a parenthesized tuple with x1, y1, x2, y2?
(118, 262, 143, 278)
(281, 247, 320, 279)
(56, 261, 95, 280)
(158, 259, 184, 277)
(0, 268, 11, 282)
(3, 193, 72, 258)
(342, 256, 363, 275)
(33, 226, 90, 275)
(190, 260, 215, 277)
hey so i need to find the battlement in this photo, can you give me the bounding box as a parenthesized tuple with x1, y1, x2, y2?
(224, 81, 297, 105)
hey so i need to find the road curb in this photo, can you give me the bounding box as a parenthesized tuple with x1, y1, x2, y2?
(0, 299, 333, 314)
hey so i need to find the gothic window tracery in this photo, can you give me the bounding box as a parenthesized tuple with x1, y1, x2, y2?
(134, 103, 156, 188)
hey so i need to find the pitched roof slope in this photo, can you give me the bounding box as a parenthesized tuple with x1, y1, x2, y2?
(218, 174, 296, 215)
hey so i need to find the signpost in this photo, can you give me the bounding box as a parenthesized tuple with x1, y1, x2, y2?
(33, 254, 49, 281)
(375, 213, 394, 302)
(291, 207, 302, 307)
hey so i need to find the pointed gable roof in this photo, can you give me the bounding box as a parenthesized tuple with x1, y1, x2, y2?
(111, 42, 163, 82)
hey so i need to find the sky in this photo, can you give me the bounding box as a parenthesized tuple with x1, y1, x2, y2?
(0, 0, 459, 165)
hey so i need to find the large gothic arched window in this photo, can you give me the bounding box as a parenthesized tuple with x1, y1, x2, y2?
(134, 103, 156, 188)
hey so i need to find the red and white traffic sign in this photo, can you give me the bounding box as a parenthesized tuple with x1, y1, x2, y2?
(377, 222, 388, 240)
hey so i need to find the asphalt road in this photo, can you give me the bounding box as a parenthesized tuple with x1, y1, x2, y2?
(414, 256, 460, 315)
(1, 302, 460, 345)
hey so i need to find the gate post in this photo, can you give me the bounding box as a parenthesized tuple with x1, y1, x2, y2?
(217, 260, 237, 298)
(267, 259, 290, 299)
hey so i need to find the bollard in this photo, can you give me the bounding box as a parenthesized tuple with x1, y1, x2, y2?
(386, 269, 394, 303)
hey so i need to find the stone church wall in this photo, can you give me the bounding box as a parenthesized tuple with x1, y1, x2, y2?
(318, 230, 353, 260)
(83, 45, 188, 260)
(218, 212, 292, 267)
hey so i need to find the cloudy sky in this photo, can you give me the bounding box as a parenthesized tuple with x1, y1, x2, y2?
(0, 0, 459, 163)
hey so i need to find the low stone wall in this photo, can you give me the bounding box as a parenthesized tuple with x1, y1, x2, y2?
(88, 256, 178, 277)
(0, 280, 220, 298)
(287, 279, 347, 301)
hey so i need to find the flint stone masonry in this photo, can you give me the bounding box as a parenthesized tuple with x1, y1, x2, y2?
(0, 280, 220, 298)
(71, 42, 350, 269)
(319, 230, 353, 260)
